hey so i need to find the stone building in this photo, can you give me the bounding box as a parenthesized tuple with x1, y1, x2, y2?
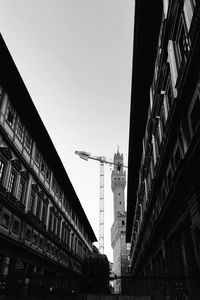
(0, 34, 97, 298)
(111, 150, 129, 294)
(126, 0, 200, 298)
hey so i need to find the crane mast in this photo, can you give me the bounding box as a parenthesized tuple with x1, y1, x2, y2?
(75, 150, 127, 255)
(99, 162, 104, 254)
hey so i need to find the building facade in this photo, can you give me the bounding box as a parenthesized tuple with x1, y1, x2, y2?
(126, 0, 200, 299)
(111, 151, 129, 294)
(0, 34, 97, 299)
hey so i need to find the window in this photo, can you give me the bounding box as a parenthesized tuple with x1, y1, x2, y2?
(1, 212, 10, 229)
(175, 15, 190, 69)
(49, 211, 53, 231)
(163, 77, 174, 120)
(7, 170, 17, 194)
(46, 240, 50, 252)
(167, 40, 178, 98)
(180, 117, 191, 153)
(41, 203, 47, 225)
(0, 159, 6, 183)
(32, 231, 38, 245)
(147, 170, 152, 194)
(173, 141, 183, 169)
(6, 102, 16, 129)
(160, 105, 167, 134)
(184, 0, 196, 31)
(12, 219, 20, 235)
(41, 160, 45, 175)
(163, 0, 169, 18)
(189, 86, 200, 136)
(154, 129, 160, 156)
(57, 219, 61, 237)
(36, 198, 42, 219)
(62, 225, 66, 243)
(45, 166, 50, 182)
(39, 236, 44, 249)
(67, 227, 71, 245)
(17, 177, 27, 204)
(63, 197, 67, 210)
(16, 119, 25, 143)
(25, 227, 31, 241)
(29, 190, 35, 214)
(34, 148, 41, 167)
(24, 131, 32, 154)
(158, 116, 164, 142)
(152, 134, 158, 165)
(53, 216, 58, 234)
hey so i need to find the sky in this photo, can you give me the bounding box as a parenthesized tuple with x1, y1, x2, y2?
(0, 0, 134, 262)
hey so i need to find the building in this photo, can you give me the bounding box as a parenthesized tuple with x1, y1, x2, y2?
(83, 248, 110, 294)
(111, 150, 129, 294)
(0, 34, 97, 299)
(126, 0, 200, 298)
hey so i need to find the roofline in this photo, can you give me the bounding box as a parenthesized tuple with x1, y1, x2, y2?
(0, 33, 97, 242)
(126, 1, 163, 241)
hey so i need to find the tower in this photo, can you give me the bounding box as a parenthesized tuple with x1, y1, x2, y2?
(111, 151, 126, 219)
(111, 150, 129, 294)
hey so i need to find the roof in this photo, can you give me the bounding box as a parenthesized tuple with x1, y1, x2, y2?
(126, 1, 163, 241)
(0, 33, 97, 242)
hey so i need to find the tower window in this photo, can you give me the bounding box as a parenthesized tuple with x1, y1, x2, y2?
(118, 193, 120, 195)
(122, 221, 125, 225)
(119, 202, 121, 205)
(117, 162, 122, 172)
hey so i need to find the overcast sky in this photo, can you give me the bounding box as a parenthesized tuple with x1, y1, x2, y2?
(0, 0, 134, 262)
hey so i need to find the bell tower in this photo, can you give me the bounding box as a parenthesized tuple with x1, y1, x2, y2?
(111, 149, 129, 294)
(111, 150, 126, 219)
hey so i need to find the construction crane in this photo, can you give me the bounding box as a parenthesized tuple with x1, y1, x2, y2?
(75, 150, 127, 255)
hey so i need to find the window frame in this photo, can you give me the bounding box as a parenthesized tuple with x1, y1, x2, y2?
(17, 176, 27, 204)
(183, 0, 196, 31)
(24, 131, 32, 154)
(1, 210, 11, 229)
(0, 157, 6, 184)
(16, 118, 25, 143)
(41, 202, 47, 225)
(35, 196, 42, 220)
(12, 218, 21, 235)
(5, 101, 16, 130)
(175, 14, 190, 70)
(188, 85, 200, 137)
(7, 169, 17, 195)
